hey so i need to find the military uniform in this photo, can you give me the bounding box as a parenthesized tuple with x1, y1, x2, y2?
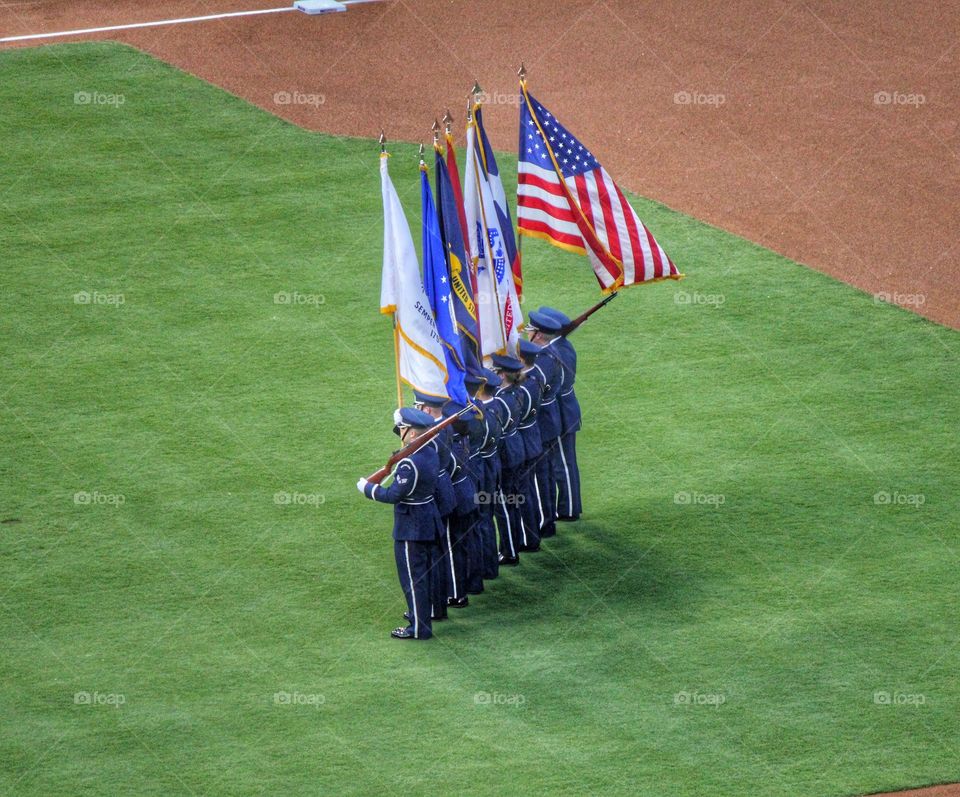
(539, 307, 582, 521)
(440, 398, 483, 605)
(525, 313, 564, 539)
(490, 355, 526, 565)
(358, 407, 443, 640)
(414, 392, 456, 620)
(476, 368, 504, 579)
(516, 339, 545, 552)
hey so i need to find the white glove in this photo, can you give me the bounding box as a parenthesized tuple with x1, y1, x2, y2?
(357, 478, 370, 494)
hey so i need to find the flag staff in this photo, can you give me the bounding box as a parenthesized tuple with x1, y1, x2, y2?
(515, 63, 527, 270)
(467, 88, 509, 354)
(381, 129, 404, 409)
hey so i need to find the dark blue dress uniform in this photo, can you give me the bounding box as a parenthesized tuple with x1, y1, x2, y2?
(359, 407, 443, 640)
(456, 384, 489, 596)
(539, 307, 582, 520)
(516, 341, 545, 552)
(527, 322, 563, 539)
(414, 391, 455, 620)
(441, 399, 482, 604)
(477, 368, 504, 579)
(490, 355, 526, 563)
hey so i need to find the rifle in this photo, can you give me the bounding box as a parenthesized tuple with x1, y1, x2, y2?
(559, 291, 618, 337)
(364, 404, 474, 484)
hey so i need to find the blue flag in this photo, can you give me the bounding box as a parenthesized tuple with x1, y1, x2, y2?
(421, 166, 468, 405)
(434, 146, 482, 377)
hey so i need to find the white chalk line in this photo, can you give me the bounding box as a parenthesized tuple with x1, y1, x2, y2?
(0, 1, 382, 44)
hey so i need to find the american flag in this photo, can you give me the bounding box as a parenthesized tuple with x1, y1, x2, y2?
(517, 89, 680, 290)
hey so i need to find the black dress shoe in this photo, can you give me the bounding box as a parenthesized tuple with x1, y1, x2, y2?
(391, 626, 416, 639)
(447, 596, 469, 608)
(556, 515, 580, 522)
(540, 524, 557, 537)
(498, 555, 520, 566)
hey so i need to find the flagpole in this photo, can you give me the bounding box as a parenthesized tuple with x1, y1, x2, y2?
(515, 64, 526, 289)
(392, 315, 403, 409)
(468, 89, 509, 355)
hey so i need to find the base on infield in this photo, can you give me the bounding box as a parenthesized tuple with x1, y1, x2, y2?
(293, 0, 346, 13)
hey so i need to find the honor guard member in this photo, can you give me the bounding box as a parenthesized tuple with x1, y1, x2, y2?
(440, 399, 480, 607)
(525, 310, 564, 538)
(476, 368, 504, 579)
(490, 354, 526, 565)
(539, 307, 582, 521)
(516, 339, 545, 552)
(413, 391, 457, 620)
(357, 408, 443, 640)
(458, 374, 490, 595)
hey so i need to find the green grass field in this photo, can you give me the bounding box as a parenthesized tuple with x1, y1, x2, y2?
(1, 42, 958, 796)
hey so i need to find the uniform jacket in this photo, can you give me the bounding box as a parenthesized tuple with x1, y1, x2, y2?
(548, 338, 581, 433)
(363, 444, 445, 542)
(533, 351, 563, 442)
(493, 387, 526, 470)
(517, 374, 543, 461)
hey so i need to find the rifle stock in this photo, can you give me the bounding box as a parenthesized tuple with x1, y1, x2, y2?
(559, 291, 618, 337)
(365, 405, 473, 484)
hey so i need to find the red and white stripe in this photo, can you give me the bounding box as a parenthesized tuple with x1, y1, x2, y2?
(518, 161, 678, 288)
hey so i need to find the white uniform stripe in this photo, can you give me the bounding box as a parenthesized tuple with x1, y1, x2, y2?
(446, 520, 459, 599)
(558, 441, 574, 517)
(404, 542, 419, 638)
(498, 489, 516, 557)
(533, 473, 545, 528)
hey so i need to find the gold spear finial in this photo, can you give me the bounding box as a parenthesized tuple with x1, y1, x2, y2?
(442, 110, 453, 134)
(431, 119, 441, 145)
(518, 62, 527, 82)
(472, 80, 483, 101)
(379, 130, 386, 153)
